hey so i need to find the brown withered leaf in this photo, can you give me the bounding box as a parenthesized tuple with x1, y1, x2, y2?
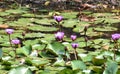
(102, 45, 109, 50)
(0, 24, 9, 29)
(80, 16, 95, 22)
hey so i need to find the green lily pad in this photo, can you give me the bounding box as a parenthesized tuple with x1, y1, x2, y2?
(73, 21, 90, 32)
(47, 41, 65, 56)
(25, 33, 45, 38)
(21, 13, 35, 17)
(94, 26, 117, 32)
(78, 53, 93, 62)
(32, 44, 46, 50)
(92, 57, 106, 66)
(92, 66, 103, 74)
(0, 12, 10, 16)
(58, 68, 79, 74)
(61, 12, 78, 19)
(28, 25, 58, 32)
(104, 18, 120, 24)
(92, 13, 114, 17)
(103, 61, 118, 74)
(5, 9, 27, 14)
(34, 18, 54, 25)
(62, 19, 78, 28)
(0, 17, 5, 22)
(81, 11, 93, 15)
(32, 59, 49, 66)
(0, 48, 3, 58)
(71, 60, 86, 70)
(53, 56, 65, 66)
(17, 45, 32, 56)
(8, 66, 32, 74)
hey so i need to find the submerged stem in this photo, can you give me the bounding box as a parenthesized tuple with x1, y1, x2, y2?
(113, 49, 116, 61)
(113, 40, 119, 61)
(74, 48, 78, 60)
(58, 22, 61, 31)
(9, 34, 13, 48)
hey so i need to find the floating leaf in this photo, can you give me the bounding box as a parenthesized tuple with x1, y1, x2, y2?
(5, 9, 27, 14)
(103, 61, 118, 74)
(8, 66, 32, 74)
(92, 66, 103, 74)
(71, 60, 86, 70)
(0, 12, 10, 16)
(32, 44, 46, 51)
(61, 12, 78, 19)
(0, 48, 3, 58)
(24, 39, 39, 45)
(47, 42, 65, 56)
(28, 25, 58, 32)
(94, 26, 117, 32)
(32, 59, 49, 66)
(25, 33, 45, 38)
(17, 45, 32, 56)
(34, 18, 54, 25)
(58, 69, 79, 74)
(53, 56, 65, 66)
(93, 39, 104, 44)
(92, 57, 106, 66)
(78, 53, 93, 62)
(62, 19, 78, 28)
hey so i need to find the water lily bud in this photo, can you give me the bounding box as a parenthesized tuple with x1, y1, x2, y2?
(11, 39, 20, 45)
(65, 47, 68, 51)
(112, 33, 120, 40)
(5, 29, 14, 34)
(55, 31, 64, 41)
(84, 26, 88, 32)
(54, 16, 63, 22)
(71, 43, 79, 49)
(71, 35, 77, 41)
(22, 32, 25, 36)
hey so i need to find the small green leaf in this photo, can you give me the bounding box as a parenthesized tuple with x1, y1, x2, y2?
(71, 60, 86, 70)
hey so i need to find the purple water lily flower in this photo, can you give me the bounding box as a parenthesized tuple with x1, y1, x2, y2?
(71, 35, 77, 41)
(5, 29, 14, 34)
(112, 33, 120, 40)
(11, 39, 20, 45)
(54, 16, 63, 22)
(71, 43, 79, 49)
(55, 31, 64, 41)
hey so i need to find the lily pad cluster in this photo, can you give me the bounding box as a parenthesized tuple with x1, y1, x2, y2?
(0, 7, 120, 74)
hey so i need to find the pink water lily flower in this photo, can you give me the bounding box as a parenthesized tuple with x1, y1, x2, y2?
(71, 43, 79, 49)
(55, 31, 64, 41)
(11, 39, 20, 45)
(5, 29, 14, 34)
(54, 16, 63, 22)
(112, 33, 120, 40)
(71, 35, 77, 41)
